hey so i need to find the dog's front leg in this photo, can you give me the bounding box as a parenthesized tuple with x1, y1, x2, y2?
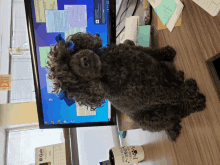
(123, 39, 135, 46)
(160, 45, 177, 62)
(140, 45, 176, 62)
(165, 122, 182, 142)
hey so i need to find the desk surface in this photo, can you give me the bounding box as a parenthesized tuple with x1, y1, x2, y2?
(115, 0, 220, 164)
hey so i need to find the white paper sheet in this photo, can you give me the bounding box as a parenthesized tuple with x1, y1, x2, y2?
(9, 55, 36, 103)
(64, 5, 87, 28)
(166, 0, 184, 32)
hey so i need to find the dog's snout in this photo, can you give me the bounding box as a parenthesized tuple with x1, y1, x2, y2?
(81, 57, 89, 67)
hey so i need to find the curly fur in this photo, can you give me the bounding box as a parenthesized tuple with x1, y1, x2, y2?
(46, 32, 206, 142)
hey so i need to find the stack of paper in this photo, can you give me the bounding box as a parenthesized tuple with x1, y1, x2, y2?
(148, 0, 184, 32)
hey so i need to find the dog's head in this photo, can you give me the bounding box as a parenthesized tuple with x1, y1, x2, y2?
(46, 32, 106, 109)
(70, 49, 101, 79)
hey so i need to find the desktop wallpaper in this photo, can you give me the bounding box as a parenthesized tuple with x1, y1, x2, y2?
(30, 0, 110, 125)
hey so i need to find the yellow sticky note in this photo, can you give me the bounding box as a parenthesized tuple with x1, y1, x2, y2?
(157, 14, 182, 30)
(0, 74, 11, 91)
(143, 0, 149, 8)
(34, 0, 58, 23)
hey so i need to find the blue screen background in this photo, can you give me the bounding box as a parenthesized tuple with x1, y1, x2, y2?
(30, 0, 110, 125)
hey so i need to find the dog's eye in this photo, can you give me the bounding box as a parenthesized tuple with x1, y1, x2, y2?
(82, 57, 88, 61)
(84, 63, 89, 67)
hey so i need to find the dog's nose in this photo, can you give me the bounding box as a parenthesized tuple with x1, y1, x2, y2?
(81, 57, 89, 67)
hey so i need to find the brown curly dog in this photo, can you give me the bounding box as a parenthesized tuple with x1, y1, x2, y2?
(46, 32, 206, 142)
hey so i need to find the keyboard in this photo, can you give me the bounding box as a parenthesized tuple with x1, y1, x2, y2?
(192, 0, 220, 16)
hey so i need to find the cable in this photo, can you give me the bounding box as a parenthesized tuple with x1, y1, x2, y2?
(116, 0, 140, 39)
(116, 0, 152, 28)
(116, 0, 139, 38)
(116, 0, 130, 28)
(116, 0, 132, 29)
(145, 3, 152, 25)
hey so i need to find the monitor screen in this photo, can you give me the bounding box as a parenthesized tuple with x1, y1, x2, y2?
(24, 0, 116, 128)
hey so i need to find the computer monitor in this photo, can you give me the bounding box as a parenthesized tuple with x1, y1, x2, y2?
(24, 0, 117, 129)
(206, 53, 220, 101)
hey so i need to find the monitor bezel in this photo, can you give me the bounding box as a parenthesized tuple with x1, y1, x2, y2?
(206, 53, 220, 101)
(24, 0, 117, 129)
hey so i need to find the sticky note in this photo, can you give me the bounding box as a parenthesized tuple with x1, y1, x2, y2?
(143, 0, 149, 8)
(34, 0, 58, 23)
(45, 10, 69, 33)
(0, 74, 11, 91)
(64, 5, 87, 28)
(76, 102, 96, 116)
(39, 47, 51, 68)
(154, 0, 177, 25)
(137, 25, 151, 47)
(46, 73, 53, 93)
(65, 27, 86, 39)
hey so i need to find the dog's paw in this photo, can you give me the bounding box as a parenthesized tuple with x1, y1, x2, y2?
(176, 71, 184, 83)
(123, 39, 135, 46)
(184, 79, 199, 97)
(191, 93, 206, 112)
(166, 124, 182, 142)
(165, 45, 176, 56)
(163, 46, 176, 62)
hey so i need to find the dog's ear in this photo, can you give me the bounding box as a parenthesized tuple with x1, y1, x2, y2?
(65, 32, 103, 52)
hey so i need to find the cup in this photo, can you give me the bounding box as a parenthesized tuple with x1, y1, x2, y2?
(109, 145, 145, 165)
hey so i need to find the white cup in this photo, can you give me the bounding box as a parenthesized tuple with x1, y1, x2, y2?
(109, 145, 145, 165)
